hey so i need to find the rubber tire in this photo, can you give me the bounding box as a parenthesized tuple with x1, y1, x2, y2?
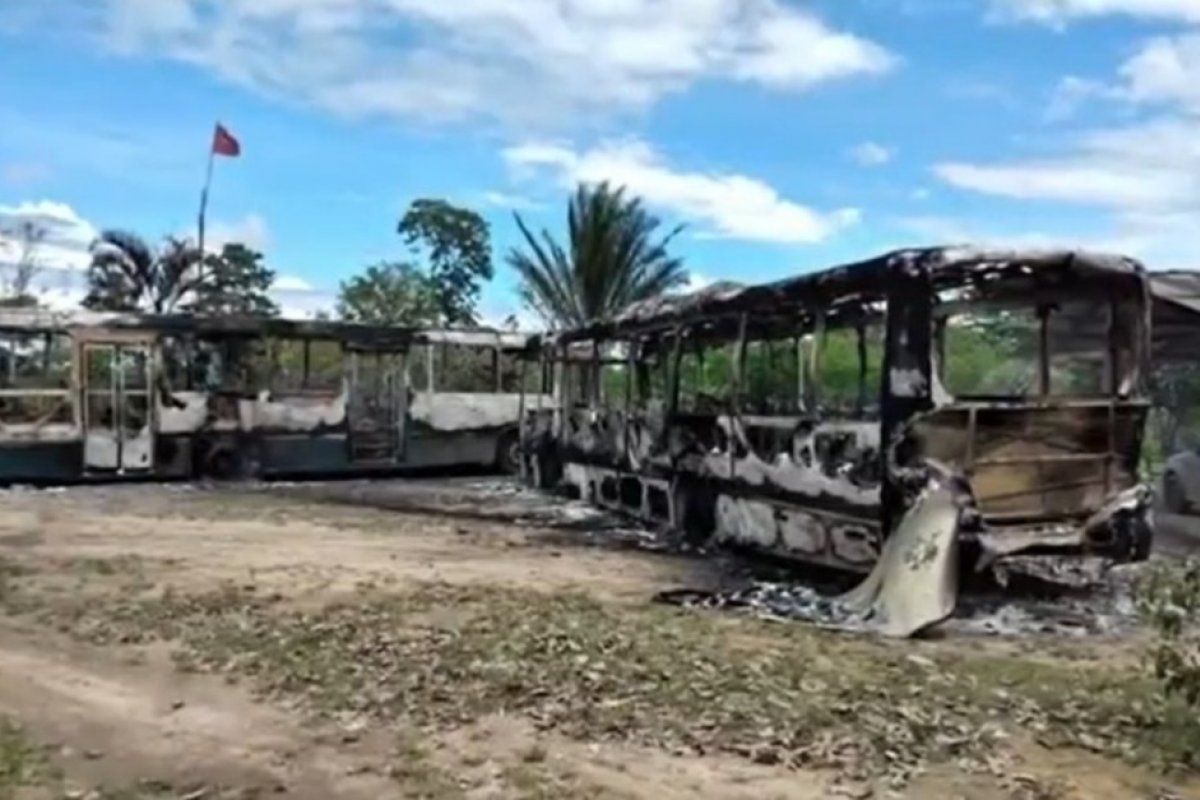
(1163, 471, 1190, 515)
(495, 430, 521, 476)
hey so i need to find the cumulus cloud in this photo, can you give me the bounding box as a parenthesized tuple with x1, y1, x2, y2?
(933, 11, 1200, 270)
(481, 191, 543, 211)
(992, 0, 1200, 24)
(203, 213, 271, 253)
(0, 200, 98, 271)
(848, 142, 893, 167)
(273, 274, 315, 292)
(19, 0, 893, 126)
(503, 139, 860, 244)
(1118, 33, 1200, 112)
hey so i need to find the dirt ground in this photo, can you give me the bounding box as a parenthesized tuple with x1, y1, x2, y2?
(0, 478, 1197, 800)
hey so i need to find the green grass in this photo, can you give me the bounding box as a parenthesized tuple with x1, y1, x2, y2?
(0, 717, 58, 797)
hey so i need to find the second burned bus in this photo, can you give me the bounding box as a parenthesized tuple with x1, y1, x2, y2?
(0, 310, 547, 483)
(521, 246, 1155, 577)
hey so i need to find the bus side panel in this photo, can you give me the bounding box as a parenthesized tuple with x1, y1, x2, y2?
(256, 434, 352, 477)
(0, 441, 82, 483)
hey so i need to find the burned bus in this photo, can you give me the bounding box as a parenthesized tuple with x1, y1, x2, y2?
(521, 247, 1154, 634)
(0, 309, 545, 483)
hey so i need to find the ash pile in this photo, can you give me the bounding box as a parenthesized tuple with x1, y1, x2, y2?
(656, 555, 1145, 638)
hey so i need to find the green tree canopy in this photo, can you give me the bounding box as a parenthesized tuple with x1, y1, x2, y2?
(336, 261, 440, 326)
(182, 243, 279, 317)
(397, 199, 493, 325)
(84, 232, 278, 316)
(507, 182, 688, 329)
(83, 231, 203, 314)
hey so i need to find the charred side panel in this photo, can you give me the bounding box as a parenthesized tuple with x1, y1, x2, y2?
(912, 403, 1147, 521)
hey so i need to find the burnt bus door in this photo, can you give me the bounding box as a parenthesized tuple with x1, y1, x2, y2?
(81, 340, 155, 473)
(347, 348, 407, 464)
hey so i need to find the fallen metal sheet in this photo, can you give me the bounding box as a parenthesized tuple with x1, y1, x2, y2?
(837, 480, 961, 637)
(657, 479, 962, 638)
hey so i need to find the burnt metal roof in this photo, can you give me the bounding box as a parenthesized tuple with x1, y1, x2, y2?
(1150, 270, 1200, 362)
(548, 245, 1146, 345)
(0, 308, 537, 351)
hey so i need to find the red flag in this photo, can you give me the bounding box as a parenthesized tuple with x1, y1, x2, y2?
(212, 123, 241, 157)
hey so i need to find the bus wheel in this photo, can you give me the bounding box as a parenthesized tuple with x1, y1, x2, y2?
(203, 446, 242, 481)
(496, 430, 521, 476)
(672, 480, 715, 548)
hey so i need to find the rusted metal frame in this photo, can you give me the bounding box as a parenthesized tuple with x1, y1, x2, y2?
(623, 338, 635, 468)
(1104, 295, 1118, 497)
(793, 334, 804, 414)
(3, 332, 13, 388)
(974, 452, 1112, 466)
(551, 343, 565, 438)
(302, 339, 312, 390)
(980, 477, 1115, 505)
(933, 317, 947, 385)
(0, 388, 72, 397)
(667, 327, 684, 419)
(965, 406, 978, 474)
(982, 509, 1092, 524)
(732, 313, 748, 473)
(517, 353, 528, 481)
(949, 398, 1147, 412)
(590, 338, 601, 407)
(1037, 304, 1051, 397)
(855, 319, 868, 416)
(807, 311, 825, 412)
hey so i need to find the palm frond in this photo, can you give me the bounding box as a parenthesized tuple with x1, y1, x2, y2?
(508, 182, 687, 329)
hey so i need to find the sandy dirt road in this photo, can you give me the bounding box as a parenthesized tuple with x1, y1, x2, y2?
(0, 479, 1195, 799)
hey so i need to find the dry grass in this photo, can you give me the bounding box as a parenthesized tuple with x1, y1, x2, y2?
(2, 554, 1191, 793)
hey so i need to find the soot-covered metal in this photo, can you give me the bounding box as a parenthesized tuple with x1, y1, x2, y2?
(520, 246, 1156, 636)
(0, 310, 542, 483)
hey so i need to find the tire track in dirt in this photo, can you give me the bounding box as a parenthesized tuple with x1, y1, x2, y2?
(0, 630, 400, 798)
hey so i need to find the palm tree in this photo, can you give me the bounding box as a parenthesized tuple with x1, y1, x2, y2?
(83, 231, 204, 313)
(507, 182, 688, 329)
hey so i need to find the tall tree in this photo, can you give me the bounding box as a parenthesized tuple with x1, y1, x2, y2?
(336, 262, 440, 326)
(83, 231, 203, 313)
(507, 182, 687, 329)
(183, 243, 279, 317)
(397, 199, 493, 325)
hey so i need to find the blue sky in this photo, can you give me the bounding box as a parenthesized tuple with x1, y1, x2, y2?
(1, 0, 1198, 322)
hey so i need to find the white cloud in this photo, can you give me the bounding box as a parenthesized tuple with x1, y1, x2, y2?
(503, 139, 860, 244)
(848, 141, 893, 167)
(932, 155, 1191, 209)
(273, 274, 314, 292)
(894, 212, 1197, 269)
(933, 18, 1200, 221)
(1118, 33, 1200, 112)
(203, 213, 270, 253)
(482, 191, 543, 211)
(29, 0, 893, 126)
(0, 200, 98, 271)
(992, 0, 1200, 24)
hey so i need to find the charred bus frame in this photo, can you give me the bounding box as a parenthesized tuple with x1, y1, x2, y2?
(0, 309, 546, 483)
(522, 247, 1154, 574)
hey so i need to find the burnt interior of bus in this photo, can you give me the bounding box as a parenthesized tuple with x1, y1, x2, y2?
(0, 311, 542, 482)
(524, 248, 1153, 570)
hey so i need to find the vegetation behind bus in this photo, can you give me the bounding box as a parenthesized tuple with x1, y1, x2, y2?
(593, 308, 1108, 412)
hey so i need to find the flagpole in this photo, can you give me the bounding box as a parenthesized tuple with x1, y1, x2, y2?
(197, 142, 215, 258)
